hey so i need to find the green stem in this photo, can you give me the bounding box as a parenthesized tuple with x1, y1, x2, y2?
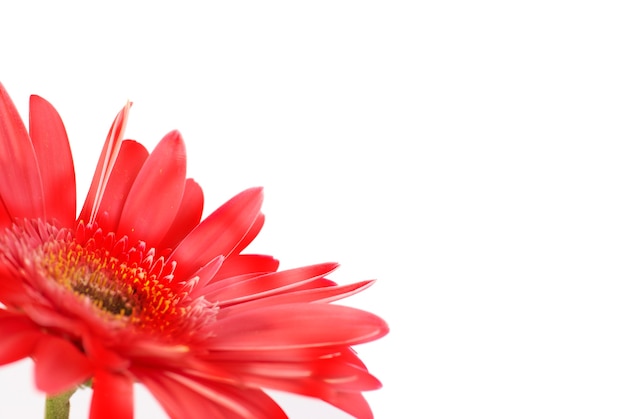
(44, 388, 76, 419)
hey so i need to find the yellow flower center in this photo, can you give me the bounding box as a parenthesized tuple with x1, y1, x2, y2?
(0, 220, 217, 342)
(40, 234, 186, 328)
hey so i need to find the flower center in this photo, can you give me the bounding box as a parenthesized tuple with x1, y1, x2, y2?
(42, 243, 140, 317)
(0, 221, 194, 332)
(41, 226, 187, 329)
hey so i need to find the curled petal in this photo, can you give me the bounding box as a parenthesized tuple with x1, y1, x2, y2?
(218, 280, 375, 316)
(205, 262, 338, 307)
(0, 197, 11, 228)
(79, 102, 131, 224)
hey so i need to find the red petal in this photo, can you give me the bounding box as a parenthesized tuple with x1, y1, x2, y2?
(90, 371, 133, 419)
(21, 302, 84, 333)
(187, 256, 225, 298)
(210, 358, 381, 393)
(0, 312, 41, 365)
(138, 369, 288, 419)
(82, 333, 130, 370)
(33, 336, 93, 394)
(218, 280, 375, 316)
(209, 304, 389, 350)
(139, 371, 229, 419)
(117, 130, 186, 245)
(159, 178, 204, 250)
(0, 197, 12, 228)
(230, 213, 265, 255)
(0, 264, 27, 303)
(205, 263, 338, 307)
(325, 391, 374, 419)
(201, 350, 381, 419)
(211, 254, 279, 282)
(79, 102, 131, 224)
(169, 187, 264, 281)
(28, 95, 76, 227)
(0, 83, 45, 219)
(285, 277, 337, 293)
(94, 140, 148, 233)
(206, 346, 361, 363)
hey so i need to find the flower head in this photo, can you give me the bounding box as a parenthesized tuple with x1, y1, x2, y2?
(0, 83, 388, 419)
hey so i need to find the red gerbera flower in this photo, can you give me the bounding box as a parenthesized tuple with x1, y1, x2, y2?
(0, 83, 388, 419)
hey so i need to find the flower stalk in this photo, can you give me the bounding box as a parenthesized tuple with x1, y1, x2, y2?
(44, 388, 75, 419)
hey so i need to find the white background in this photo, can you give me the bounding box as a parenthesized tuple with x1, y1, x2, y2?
(1, 1, 626, 418)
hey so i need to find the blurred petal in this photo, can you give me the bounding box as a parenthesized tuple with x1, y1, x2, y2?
(90, 371, 133, 419)
(209, 358, 381, 393)
(210, 304, 389, 350)
(206, 346, 360, 363)
(0, 264, 27, 303)
(0, 312, 40, 365)
(33, 336, 93, 394)
(139, 370, 229, 419)
(325, 391, 374, 419)
(139, 369, 288, 419)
